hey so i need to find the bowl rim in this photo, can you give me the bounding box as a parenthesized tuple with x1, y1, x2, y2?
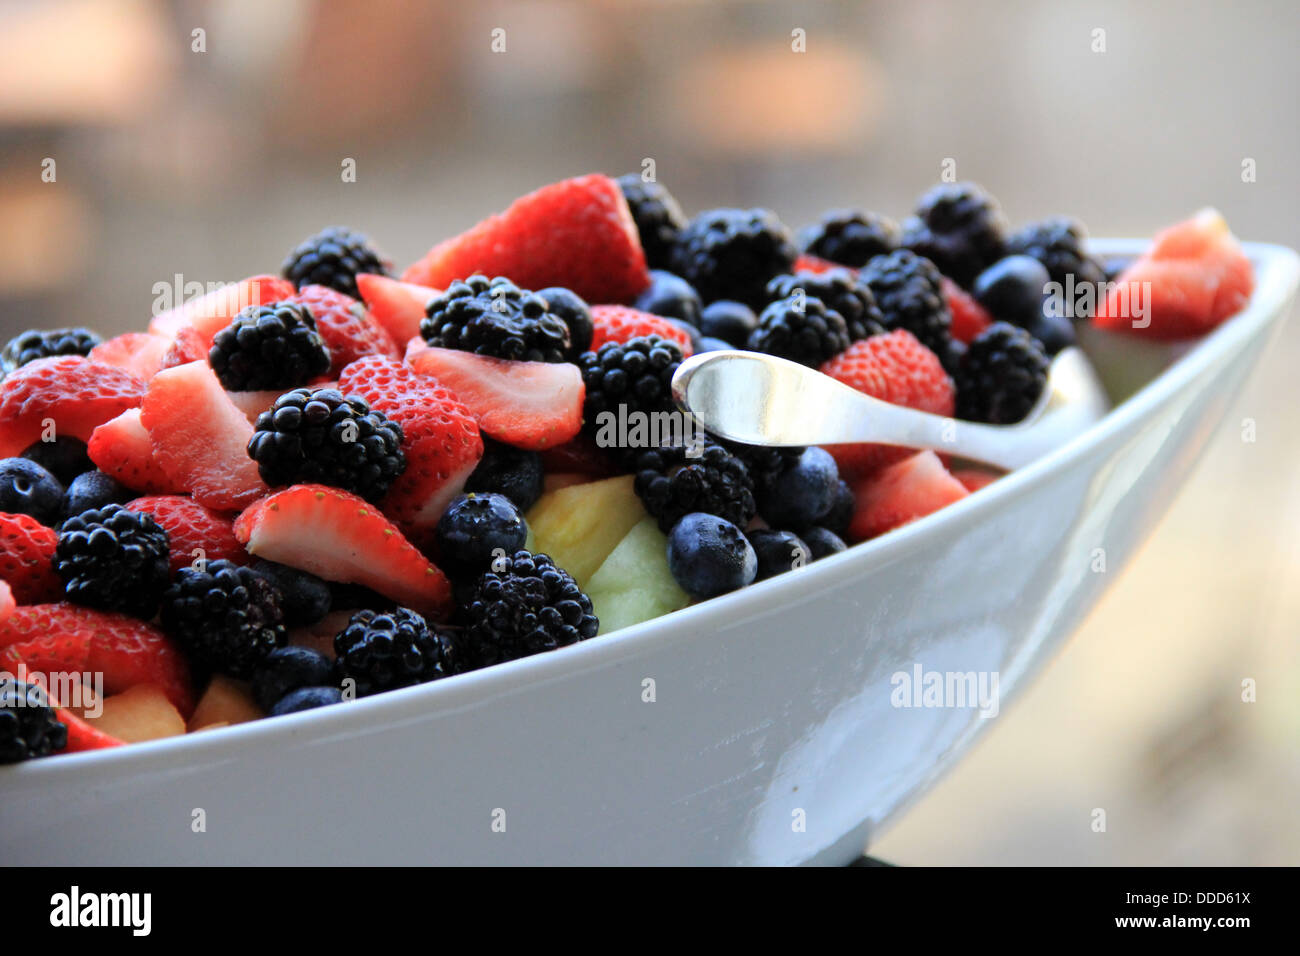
(5, 238, 1298, 782)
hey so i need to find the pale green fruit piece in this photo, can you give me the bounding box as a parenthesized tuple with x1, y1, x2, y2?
(587, 516, 691, 635)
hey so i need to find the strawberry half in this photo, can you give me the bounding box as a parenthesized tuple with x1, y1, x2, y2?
(148, 274, 295, 343)
(848, 450, 969, 541)
(126, 495, 247, 574)
(87, 408, 182, 495)
(0, 580, 13, 622)
(88, 332, 172, 382)
(290, 284, 400, 376)
(941, 276, 994, 344)
(406, 345, 584, 451)
(355, 273, 439, 348)
(588, 305, 694, 356)
(0, 356, 144, 458)
(0, 512, 62, 605)
(233, 485, 453, 620)
(139, 361, 268, 511)
(338, 357, 483, 537)
(403, 173, 651, 304)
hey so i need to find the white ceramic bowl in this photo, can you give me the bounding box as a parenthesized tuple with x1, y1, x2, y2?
(2, 240, 1296, 866)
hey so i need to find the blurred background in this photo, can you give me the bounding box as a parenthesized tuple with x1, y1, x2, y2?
(0, 0, 1296, 864)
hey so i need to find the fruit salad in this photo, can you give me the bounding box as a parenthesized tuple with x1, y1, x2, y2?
(0, 174, 1254, 762)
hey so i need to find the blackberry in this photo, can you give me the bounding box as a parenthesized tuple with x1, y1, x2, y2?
(765, 270, 886, 342)
(1, 328, 100, 378)
(55, 504, 170, 617)
(458, 550, 597, 669)
(746, 295, 850, 367)
(954, 322, 1050, 424)
(669, 208, 797, 308)
(334, 607, 456, 696)
(630, 440, 756, 533)
(1005, 217, 1107, 310)
(901, 182, 1008, 287)
(281, 225, 391, 300)
(718, 439, 806, 490)
(247, 387, 405, 502)
(860, 249, 953, 360)
(616, 174, 688, 270)
(798, 209, 900, 268)
(536, 287, 593, 358)
(421, 275, 570, 363)
(578, 335, 684, 427)
(208, 301, 330, 391)
(0, 679, 67, 763)
(161, 559, 286, 678)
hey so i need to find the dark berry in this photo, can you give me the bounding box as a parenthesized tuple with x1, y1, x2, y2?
(282, 225, 391, 300)
(0, 679, 67, 763)
(61, 470, 130, 522)
(801, 526, 847, 560)
(746, 529, 811, 580)
(270, 686, 343, 716)
(161, 559, 286, 678)
(247, 387, 406, 502)
(765, 270, 886, 342)
(754, 446, 838, 530)
(972, 255, 1051, 328)
(901, 182, 1008, 287)
(329, 581, 397, 612)
(335, 608, 456, 695)
(55, 504, 170, 617)
(631, 440, 756, 533)
(821, 479, 855, 539)
(421, 275, 570, 363)
(0, 458, 64, 526)
(746, 295, 850, 367)
(616, 174, 688, 269)
(666, 317, 702, 353)
(698, 300, 758, 346)
(669, 208, 798, 308)
(464, 437, 544, 512)
(1026, 309, 1076, 355)
(252, 646, 337, 711)
(208, 301, 330, 391)
(1, 328, 100, 378)
(20, 437, 92, 486)
(955, 322, 1050, 424)
(1101, 255, 1133, 284)
(666, 513, 757, 598)
(578, 335, 684, 429)
(251, 560, 332, 628)
(1005, 217, 1106, 305)
(696, 336, 732, 353)
(860, 249, 953, 360)
(536, 286, 593, 358)
(435, 493, 529, 576)
(798, 209, 900, 267)
(634, 270, 702, 325)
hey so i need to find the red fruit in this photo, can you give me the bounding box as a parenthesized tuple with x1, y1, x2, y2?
(942, 276, 993, 344)
(355, 273, 439, 347)
(0, 603, 195, 717)
(1093, 209, 1254, 339)
(950, 467, 1000, 493)
(848, 451, 969, 541)
(139, 361, 268, 511)
(59, 709, 125, 751)
(126, 495, 247, 574)
(407, 345, 584, 451)
(87, 408, 181, 495)
(0, 512, 63, 605)
(233, 485, 453, 620)
(819, 330, 956, 479)
(88, 332, 171, 381)
(149, 274, 295, 343)
(403, 173, 651, 304)
(290, 284, 400, 375)
(538, 435, 620, 478)
(0, 580, 13, 622)
(793, 253, 841, 275)
(0, 356, 144, 458)
(158, 325, 209, 370)
(588, 305, 694, 356)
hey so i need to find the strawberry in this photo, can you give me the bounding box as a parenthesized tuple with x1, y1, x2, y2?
(0, 580, 13, 622)
(406, 345, 584, 451)
(289, 284, 400, 375)
(355, 273, 438, 348)
(588, 305, 694, 356)
(403, 173, 651, 304)
(950, 467, 1000, 493)
(139, 361, 268, 511)
(158, 325, 209, 370)
(126, 495, 247, 574)
(538, 435, 620, 478)
(0, 603, 195, 717)
(337, 357, 483, 536)
(793, 253, 841, 275)
(848, 451, 969, 541)
(942, 276, 993, 344)
(0, 512, 63, 605)
(233, 484, 453, 620)
(0, 643, 123, 749)
(0, 356, 144, 458)
(148, 274, 295, 343)
(87, 408, 181, 495)
(88, 332, 171, 381)
(819, 330, 956, 479)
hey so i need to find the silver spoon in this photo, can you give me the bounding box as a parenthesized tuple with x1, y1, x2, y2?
(671, 346, 1110, 471)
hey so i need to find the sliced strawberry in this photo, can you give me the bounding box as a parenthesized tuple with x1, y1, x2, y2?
(149, 275, 295, 343)
(793, 253, 841, 275)
(59, 709, 125, 751)
(538, 434, 620, 478)
(848, 451, 969, 541)
(819, 330, 956, 480)
(87, 408, 182, 495)
(88, 332, 171, 381)
(0, 356, 144, 458)
(126, 495, 247, 574)
(158, 325, 209, 370)
(289, 284, 400, 375)
(403, 173, 651, 304)
(233, 485, 453, 620)
(942, 276, 993, 344)
(406, 345, 584, 451)
(338, 357, 483, 536)
(0, 580, 13, 622)
(356, 273, 438, 347)
(588, 305, 694, 356)
(950, 467, 1000, 493)
(0, 512, 63, 605)
(139, 361, 268, 511)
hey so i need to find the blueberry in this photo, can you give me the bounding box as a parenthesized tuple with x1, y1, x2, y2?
(666, 513, 757, 598)
(666, 317, 702, 352)
(699, 300, 758, 346)
(0, 458, 64, 526)
(1026, 308, 1076, 355)
(755, 447, 839, 530)
(746, 529, 811, 580)
(973, 255, 1051, 327)
(61, 470, 130, 520)
(464, 437, 544, 512)
(820, 479, 855, 539)
(19, 437, 92, 486)
(328, 581, 395, 612)
(695, 336, 734, 353)
(800, 526, 847, 560)
(253, 646, 337, 711)
(252, 559, 332, 627)
(635, 270, 702, 325)
(536, 286, 593, 357)
(269, 685, 343, 717)
(435, 493, 528, 576)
